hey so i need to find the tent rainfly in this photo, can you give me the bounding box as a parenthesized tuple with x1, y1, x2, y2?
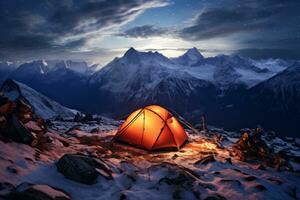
(114, 105, 188, 150)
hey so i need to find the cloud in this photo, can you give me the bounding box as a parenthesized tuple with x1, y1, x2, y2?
(234, 48, 300, 60)
(0, 0, 168, 60)
(118, 25, 170, 38)
(178, 0, 300, 52)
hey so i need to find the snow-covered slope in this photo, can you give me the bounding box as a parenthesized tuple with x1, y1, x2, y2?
(184, 54, 290, 88)
(90, 48, 177, 92)
(223, 62, 300, 137)
(1, 79, 78, 119)
(246, 62, 300, 115)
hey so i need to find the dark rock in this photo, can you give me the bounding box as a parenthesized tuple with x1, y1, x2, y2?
(0, 101, 16, 116)
(84, 113, 93, 121)
(243, 176, 256, 181)
(0, 182, 15, 198)
(232, 129, 272, 162)
(1, 115, 35, 145)
(56, 154, 112, 185)
(225, 157, 232, 164)
(255, 184, 267, 191)
(90, 127, 100, 134)
(231, 129, 292, 170)
(73, 112, 83, 122)
(194, 155, 216, 165)
(0, 92, 47, 147)
(172, 154, 179, 160)
(56, 154, 99, 185)
(6, 166, 18, 174)
(8, 182, 71, 200)
(204, 194, 227, 200)
(256, 164, 266, 170)
(0, 94, 9, 106)
(120, 193, 127, 200)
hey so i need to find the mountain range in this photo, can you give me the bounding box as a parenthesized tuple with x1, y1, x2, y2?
(0, 48, 299, 136)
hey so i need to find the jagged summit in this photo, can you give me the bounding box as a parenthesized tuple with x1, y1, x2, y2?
(185, 47, 204, 59)
(124, 47, 139, 56)
(173, 47, 204, 66)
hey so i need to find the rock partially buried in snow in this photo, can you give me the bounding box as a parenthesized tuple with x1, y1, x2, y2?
(194, 155, 216, 165)
(8, 182, 71, 200)
(56, 154, 113, 185)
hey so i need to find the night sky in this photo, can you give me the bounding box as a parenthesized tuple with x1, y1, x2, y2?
(0, 0, 299, 64)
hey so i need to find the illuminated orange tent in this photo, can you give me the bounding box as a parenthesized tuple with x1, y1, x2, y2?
(114, 105, 188, 150)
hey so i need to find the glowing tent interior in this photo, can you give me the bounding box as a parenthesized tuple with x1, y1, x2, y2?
(114, 105, 188, 150)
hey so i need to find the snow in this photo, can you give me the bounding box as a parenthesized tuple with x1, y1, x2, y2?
(183, 64, 216, 81)
(251, 58, 290, 73)
(235, 68, 276, 87)
(0, 118, 300, 200)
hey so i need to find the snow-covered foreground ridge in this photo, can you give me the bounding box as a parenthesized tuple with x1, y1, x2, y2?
(0, 118, 299, 200)
(1, 79, 77, 119)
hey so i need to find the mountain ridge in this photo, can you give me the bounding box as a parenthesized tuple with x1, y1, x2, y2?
(0, 48, 298, 136)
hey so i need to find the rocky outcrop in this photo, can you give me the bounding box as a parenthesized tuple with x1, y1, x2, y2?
(0, 93, 48, 147)
(231, 128, 293, 171)
(56, 154, 113, 185)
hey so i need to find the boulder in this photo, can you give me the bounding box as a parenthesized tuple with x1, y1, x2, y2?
(8, 182, 71, 200)
(232, 128, 293, 170)
(56, 154, 112, 185)
(0, 182, 15, 198)
(232, 129, 271, 162)
(2, 115, 35, 145)
(0, 93, 47, 147)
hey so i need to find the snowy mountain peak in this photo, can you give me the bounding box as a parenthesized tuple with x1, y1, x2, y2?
(185, 47, 204, 59)
(118, 48, 175, 67)
(124, 47, 139, 56)
(173, 47, 204, 66)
